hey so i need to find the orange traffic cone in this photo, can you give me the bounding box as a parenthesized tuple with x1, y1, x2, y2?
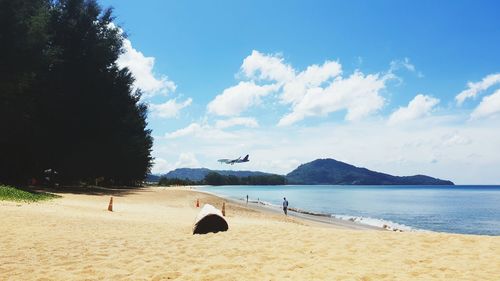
(108, 196, 113, 212)
(222, 202, 226, 216)
(196, 199, 200, 207)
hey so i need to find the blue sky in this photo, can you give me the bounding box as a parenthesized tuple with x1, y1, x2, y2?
(101, 0, 500, 184)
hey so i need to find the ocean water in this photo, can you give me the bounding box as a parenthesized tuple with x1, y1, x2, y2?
(197, 185, 500, 236)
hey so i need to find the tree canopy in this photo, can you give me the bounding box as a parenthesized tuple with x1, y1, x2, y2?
(0, 0, 153, 186)
(203, 172, 286, 186)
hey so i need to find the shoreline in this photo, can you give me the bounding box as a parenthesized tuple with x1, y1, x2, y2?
(209, 191, 382, 231)
(193, 186, 402, 232)
(192, 185, 500, 235)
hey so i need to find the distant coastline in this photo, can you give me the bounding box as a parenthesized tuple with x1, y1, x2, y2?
(149, 158, 454, 186)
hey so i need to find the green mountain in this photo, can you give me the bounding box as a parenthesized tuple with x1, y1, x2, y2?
(158, 168, 277, 182)
(285, 159, 454, 185)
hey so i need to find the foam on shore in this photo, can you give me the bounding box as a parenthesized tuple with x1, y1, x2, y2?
(332, 215, 422, 232)
(206, 192, 412, 232)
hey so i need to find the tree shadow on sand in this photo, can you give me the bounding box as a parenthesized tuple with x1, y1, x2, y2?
(24, 185, 152, 197)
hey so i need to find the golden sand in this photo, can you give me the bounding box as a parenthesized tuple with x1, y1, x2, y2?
(1, 187, 499, 280)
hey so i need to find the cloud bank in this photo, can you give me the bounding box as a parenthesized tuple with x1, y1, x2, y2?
(208, 50, 396, 125)
(117, 39, 177, 98)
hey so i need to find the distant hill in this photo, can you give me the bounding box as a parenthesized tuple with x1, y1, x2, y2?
(147, 159, 454, 185)
(159, 168, 278, 182)
(146, 174, 162, 182)
(285, 158, 454, 185)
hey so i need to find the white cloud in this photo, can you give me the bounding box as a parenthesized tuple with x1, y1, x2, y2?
(281, 60, 342, 105)
(151, 153, 200, 174)
(207, 81, 278, 116)
(117, 38, 176, 98)
(175, 152, 200, 168)
(388, 94, 440, 125)
(240, 52, 389, 125)
(164, 122, 237, 141)
(151, 157, 172, 174)
(240, 50, 295, 82)
(149, 98, 192, 118)
(279, 71, 391, 126)
(470, 89, 500, 119)
(455, 73, 500, 105)
(165, 123, 202, 139)
(209, 50, 394, 125)
(215, 117, 259, 129)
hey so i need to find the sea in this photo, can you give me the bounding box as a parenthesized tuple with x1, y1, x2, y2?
(197, 185, 500, 236)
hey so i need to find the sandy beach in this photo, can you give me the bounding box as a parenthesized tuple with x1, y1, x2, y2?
(1, 186, 499, 280)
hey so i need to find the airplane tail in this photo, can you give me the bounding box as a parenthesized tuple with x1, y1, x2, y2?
(242, 154, 249, 161)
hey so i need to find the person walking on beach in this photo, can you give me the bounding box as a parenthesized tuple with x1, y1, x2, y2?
(283, 197, 289, 216)
(246, 194, 249, 204)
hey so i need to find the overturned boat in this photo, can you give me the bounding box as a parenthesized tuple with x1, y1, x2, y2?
(193, 204, 228, 234)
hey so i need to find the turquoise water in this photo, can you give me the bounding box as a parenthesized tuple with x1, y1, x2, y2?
(197, 185, 500, 235)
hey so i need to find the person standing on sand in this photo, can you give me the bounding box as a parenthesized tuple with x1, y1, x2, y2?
(246, 194, 249, 204)
(283, 197, 289, 215)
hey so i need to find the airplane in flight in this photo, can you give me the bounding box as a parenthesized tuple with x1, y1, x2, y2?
(218, 154, 250, 165)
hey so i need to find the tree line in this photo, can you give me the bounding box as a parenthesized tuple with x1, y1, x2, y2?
(159, 172, 286, 186)
(0, 0, 152, 186)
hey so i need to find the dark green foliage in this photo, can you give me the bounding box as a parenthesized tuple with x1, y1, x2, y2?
(203, 172, 285, 186)
(0, 0, 52, 183)
(158, 177, 198, 186)
(160, 168, 280, 182)
(286, 159, 454, 185)
(204, 172, 226, 186)
(0, 0, 152, 186)
(239, 174, 286, 185)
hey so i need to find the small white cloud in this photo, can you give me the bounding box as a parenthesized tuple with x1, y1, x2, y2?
(470, 89, 500, 119)
(240, 50, 295, 82)
(215, 117, 259, 129)
(388, 94, 440, 125)
(389, 57, 423, 78)
(149, 98, 192, 118)
(390, 57, 416, 72)
(117, 38, 176, 98)
(151, 157, 172, 174)
(165, 123, 202, 139)
(356, 56, 363, 66)
(455, 73, 500, 105)
(175, 152, 200, 168)
(164, 122, 237, 140)
(207, 81, 278, 116)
